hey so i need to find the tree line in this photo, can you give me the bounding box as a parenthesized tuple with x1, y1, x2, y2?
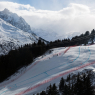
(49, 29, 95, 48)
(34, 70, 95, 95)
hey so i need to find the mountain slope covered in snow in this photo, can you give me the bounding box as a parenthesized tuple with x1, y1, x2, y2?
(32, 28, 60, 41)
(0, 45, 95, 95)
(0, 9, 43, 55)
(0, 18, 37, 55)
(0, 9, 39, 40)
(0, 9, 32, 33)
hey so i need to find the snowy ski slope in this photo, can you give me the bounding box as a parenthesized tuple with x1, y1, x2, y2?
(0, 45, 95, 95)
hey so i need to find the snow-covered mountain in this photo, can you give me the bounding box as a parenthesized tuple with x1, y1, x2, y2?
(0, 9, 50, 43)
(32, 28, 60, 41)
(0, 18, 38, 55)
(0, 9, 34, 34)
(0, 8, 39, 41)
(32, 28, 77, 41)
(0, 9, 42, 55)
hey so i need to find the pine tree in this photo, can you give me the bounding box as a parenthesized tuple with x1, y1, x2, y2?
(74, 73, 83, 95)
(71, 83, 74, 95)
(52, 83, 59, 95)
(46, 84, 52, 95)
(85, 74, 94, 95)
(62, 84, 69, 95)
(40, 91, 46, 95)
(38, 40, 42, 45)
(59, 77, 65, 92)
(91, 29, 95, 44)
(84, 31, 90, 45)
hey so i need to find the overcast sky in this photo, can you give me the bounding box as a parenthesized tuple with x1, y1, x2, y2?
(0, 0, 95, 39)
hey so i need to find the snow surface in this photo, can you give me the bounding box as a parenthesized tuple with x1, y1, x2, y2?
(0, 45, 95, 95)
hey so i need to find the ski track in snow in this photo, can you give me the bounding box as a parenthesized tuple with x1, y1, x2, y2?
(12, 47, 80, 88)
(0, 46, 70, 88)
(0, 46, 71, 95)
(0, 45, 94, 95)
(15, 46, 92, 95)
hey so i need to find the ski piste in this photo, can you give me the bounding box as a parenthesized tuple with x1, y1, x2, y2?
(0, 44, 95, 95)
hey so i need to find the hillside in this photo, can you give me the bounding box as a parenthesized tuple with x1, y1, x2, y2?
(0, 45, 95, 95)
